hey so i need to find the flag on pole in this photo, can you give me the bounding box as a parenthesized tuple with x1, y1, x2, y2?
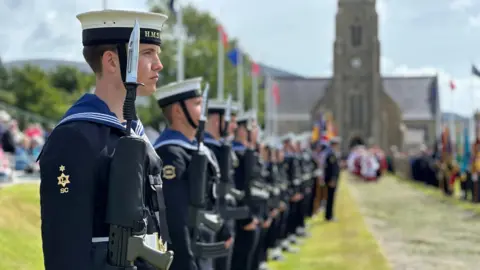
(449, 80, 456, 91)
(168, 0, 176, 14)
(227, 48, 240, 66)
(217, 25, 228, 48)
(271, 81, 280, 105)
(251, 61, 260, 76)
(472, 64, 480, 78)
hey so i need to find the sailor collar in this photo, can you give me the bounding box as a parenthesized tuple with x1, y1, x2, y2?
(204, 132, 221, 147)
(56, 93, 145, 136)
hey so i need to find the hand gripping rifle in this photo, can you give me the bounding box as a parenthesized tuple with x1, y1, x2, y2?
(217, 95, 250, 220)
(104, 20, 174, 270)
(188, 83, 231, 259)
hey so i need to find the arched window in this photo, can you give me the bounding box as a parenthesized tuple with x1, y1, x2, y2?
(350, 25, 362, 47)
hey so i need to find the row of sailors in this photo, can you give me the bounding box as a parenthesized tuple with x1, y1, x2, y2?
(39, 76, 340, 270)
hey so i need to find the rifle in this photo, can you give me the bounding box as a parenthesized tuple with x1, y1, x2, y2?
(105, 20, 174, 270)
(217, 95, 250, 220)
(187, 83, 231, 259)
(243, 114, 269, 218)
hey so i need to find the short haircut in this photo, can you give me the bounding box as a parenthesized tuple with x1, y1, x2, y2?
(82, 44, 118, 76)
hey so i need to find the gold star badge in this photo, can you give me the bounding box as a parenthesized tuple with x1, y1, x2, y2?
(57, 165, 70, 188)
(162, 165, 176, 180)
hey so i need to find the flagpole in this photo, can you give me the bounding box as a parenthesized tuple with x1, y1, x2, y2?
(217, 26, 224, 100)
(264, 76, 271, 136)
(236, 43, 244, 112)
(176, 2, 184, 82)
(471, 68, 475, 142)
(450, 81, 455, 145)
(252, 66, 258, 114)
(102, 0, 107, 9)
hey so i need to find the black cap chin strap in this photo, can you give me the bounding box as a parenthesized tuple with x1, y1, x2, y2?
(180, 100, 198, 129)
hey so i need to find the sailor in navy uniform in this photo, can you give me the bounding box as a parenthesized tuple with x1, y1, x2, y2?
(324, 136, 341, 221)
(38, 10, 168, 270)
(281, 133, 303, 246)
(153, 78, 232, 270)
(231, 111, 261, 270)
(203, 99, 239, 270)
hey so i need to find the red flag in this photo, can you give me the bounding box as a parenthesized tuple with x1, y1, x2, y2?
(272, 82, 280, 105)
(450, 80, 456, 91)
(217, 25, 229, 48)
(251, 61, 260, 76)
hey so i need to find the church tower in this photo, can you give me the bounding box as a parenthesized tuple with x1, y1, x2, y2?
(332, 0, 383, 149)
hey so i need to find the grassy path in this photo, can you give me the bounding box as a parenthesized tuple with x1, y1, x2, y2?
(348, 174, 480, 270)
(269, 174, 390, 270)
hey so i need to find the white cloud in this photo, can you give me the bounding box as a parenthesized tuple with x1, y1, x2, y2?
(449, 0, 474, 11)
(468, 13, 480, 27)
(381, 57, 476, 117)
(377, 0, 388, 23)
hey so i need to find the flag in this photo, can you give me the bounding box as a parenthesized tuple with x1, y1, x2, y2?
(251, 61, 260, 76)
(227, 48, 240, 66)
(168, 0, 176, 14)
(311, 115, 322, 143)
(272, 81, 280, 105)
(472, 64, 480, 78)
(462, 126, 471, 173)
(428, 79, 437, 114)
(217, 25, 228, 48)
(449, 80, 456, 91)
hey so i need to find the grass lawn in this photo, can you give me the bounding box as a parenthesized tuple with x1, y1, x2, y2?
(0, 183, 43, 270)
(393, 174, 480, 215)
(0, 178, 391, 270)
(268, 176, 391, 270)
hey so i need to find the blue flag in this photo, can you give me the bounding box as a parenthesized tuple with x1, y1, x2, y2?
(472, 64, 480, 78)
(168, 0, 176, 15)
(227, 48, 240, 66)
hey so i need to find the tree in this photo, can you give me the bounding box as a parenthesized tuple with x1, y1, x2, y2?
(9, 65, 70, 120)
(50, 65, 95, 94)
(0, 57, 10, 90)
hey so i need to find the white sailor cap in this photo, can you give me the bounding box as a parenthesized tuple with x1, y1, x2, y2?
(280, 132, 295, 143)
(155, 77, 203, 108)
(207, 99, 227, 115)
(77, 10, 168, 46)
(231, 101, 242, 115)
(236, 110, 257, 125)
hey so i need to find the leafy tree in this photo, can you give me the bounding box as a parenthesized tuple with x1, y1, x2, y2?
(50, 65, 95, 94)
(9, 65, 70, 120)
(0, 57, 9, 91)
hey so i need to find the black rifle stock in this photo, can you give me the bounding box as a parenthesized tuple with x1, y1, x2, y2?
(105, 136, 174, 270)
(217, 142, 250, 220)
(187, 84, 230, 259)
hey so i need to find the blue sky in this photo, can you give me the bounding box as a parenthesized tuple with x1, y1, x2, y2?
(1, 0, 479, 116)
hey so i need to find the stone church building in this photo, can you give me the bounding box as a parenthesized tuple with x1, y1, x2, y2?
(270, 0, 439, 151)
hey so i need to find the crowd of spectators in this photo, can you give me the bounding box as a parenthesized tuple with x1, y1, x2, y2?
(0, 110, 51, 181)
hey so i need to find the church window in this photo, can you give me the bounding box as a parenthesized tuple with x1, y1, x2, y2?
(350, 25, 362, 47)
(349, 94, 363, 128)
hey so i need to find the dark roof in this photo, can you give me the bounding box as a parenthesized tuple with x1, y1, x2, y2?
(258, 63, 303, 78)
(382, 76, 437, 121)
(274, 75, 437, 121)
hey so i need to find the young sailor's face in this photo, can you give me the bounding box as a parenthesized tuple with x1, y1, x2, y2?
(137, 44, 163, 96)
(186, 96, 203, 126)
(228, 115, 237, 136)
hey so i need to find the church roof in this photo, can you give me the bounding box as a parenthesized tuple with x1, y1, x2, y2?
(274, 75, 437, 121)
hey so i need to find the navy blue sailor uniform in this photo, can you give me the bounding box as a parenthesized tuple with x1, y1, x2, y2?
(153, 78, 231, 270)
(230, 140, 261, 270)
(39, 94, 166, 270)
(153, 129, 231, 270)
